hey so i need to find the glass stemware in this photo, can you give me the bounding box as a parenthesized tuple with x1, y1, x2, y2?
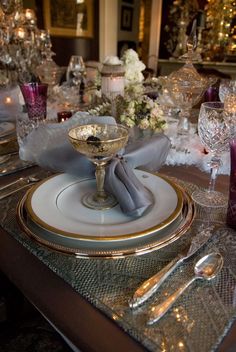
(155, 77, 179, 122)
(219, 79, 236, 103)
(19, 82, 48, 120)
(166, 66, 210, 134)
(67, 55, 85, 88)
(192, 102, 235, 208)
(68, 124, 129, 210)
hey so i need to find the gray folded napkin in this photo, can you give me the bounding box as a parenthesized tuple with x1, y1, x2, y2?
(105, 158, 154, 217)
(19, 112, 170, 217)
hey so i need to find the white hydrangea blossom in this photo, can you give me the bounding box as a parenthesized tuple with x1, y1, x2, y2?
(119, 94, 166, 131)
(139, 118, 150, 129)
(121, 49, 146, 85)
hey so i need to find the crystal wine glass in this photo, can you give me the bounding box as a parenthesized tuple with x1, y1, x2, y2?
(219, 79, 236, 103)
(192, 102, 235, 207)
(68, 124, 129, 210)
(67, 55, 85, 87)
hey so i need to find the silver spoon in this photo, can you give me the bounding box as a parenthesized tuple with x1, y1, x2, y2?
(147, 252, 224, 325)
(0, 176, 42, 200)
(0, 175, 40, 192)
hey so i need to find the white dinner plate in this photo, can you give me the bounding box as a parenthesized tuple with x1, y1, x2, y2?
(24, 171, 183, 243)
(17, 179, 194, 258)
(0, 121, 15, 139)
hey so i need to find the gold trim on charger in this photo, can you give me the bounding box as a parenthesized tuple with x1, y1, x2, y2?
(16, 184, 195, 258)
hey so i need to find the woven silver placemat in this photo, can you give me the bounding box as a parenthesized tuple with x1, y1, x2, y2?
(0, 172, 235, 352)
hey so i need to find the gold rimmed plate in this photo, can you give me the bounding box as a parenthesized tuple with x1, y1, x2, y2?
(24, 171, 183, 242)
(16, 171, 195, 258)
(17, 182, 194, 258)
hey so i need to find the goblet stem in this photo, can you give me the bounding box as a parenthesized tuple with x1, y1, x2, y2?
(208, 156, 221, 194)
(191, 155, 227, 208)
(95, 163, 107, 200)
(82, 161, 118, 210)
(72, 73, 82, 89)
(178, 109, 190, 134)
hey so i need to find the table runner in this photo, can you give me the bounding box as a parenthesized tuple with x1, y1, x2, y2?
(0, 171, 236, 352)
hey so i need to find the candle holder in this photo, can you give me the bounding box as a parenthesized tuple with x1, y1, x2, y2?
(101, 63, 125, 100)
(57, 110, 72, 123)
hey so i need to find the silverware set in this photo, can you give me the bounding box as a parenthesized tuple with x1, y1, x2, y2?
(147, 252, 223, 325)
(129, 227, 223, 325)
(0, 175, 41, 200)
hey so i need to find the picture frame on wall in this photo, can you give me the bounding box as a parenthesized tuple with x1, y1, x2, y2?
(121, 6, 133, 31)
(43, 0, 93, 38)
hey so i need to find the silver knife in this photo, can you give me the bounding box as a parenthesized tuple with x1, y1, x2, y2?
(129, 225, 215, 309)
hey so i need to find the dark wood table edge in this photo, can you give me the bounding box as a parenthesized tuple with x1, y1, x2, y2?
(0, 226, 147, 352)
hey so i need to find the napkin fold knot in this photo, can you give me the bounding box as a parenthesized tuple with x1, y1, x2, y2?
(105, 157, 154, 217)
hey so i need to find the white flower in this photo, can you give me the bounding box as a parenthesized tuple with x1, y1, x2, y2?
(127, 105, 135, 116)
(120, 114, 135, 128)
(150, 106, 163, 117)
(125, 83, 144, 98)
(121, 49, 146, 85)
(139, 118, 150, 130)
(146, 99, 154, 109)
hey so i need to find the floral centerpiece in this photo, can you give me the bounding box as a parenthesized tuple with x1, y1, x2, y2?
(118, 94, 166, 131)
(88, 49, 167, 133)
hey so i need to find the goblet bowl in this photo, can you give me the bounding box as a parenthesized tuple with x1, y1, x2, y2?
(69, 124, 128, 161)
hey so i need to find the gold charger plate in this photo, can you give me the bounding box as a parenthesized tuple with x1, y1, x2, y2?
(16, 173, 195, 258)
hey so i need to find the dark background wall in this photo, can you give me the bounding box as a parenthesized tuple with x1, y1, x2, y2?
(24, 0, 99, 67)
